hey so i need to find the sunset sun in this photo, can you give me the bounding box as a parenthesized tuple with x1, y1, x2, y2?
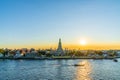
(79, 39, 87, 45)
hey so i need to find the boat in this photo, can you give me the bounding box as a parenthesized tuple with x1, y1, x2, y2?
(113, 58, 118, 62)
(73, 64, 84, 66)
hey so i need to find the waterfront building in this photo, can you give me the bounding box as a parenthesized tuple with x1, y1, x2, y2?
(55, 38, 64, 56)
(6, 52, 11, 57)
(116, 50, 120, 56)
(25, 51, 38, 58)
(14, 50, 22, 58)
(0, 53, 3, 57)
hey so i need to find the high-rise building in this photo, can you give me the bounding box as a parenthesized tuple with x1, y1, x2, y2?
(56, 38, 64, 56)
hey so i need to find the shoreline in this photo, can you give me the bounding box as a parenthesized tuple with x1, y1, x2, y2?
(0, 57, 118, 60)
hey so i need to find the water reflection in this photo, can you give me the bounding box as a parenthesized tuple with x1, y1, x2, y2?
(1, 59, 120, 80)
(75, 60, 92, 80)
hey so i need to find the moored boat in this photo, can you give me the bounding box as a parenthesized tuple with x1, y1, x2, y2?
(73, 64, 84, 66)
(113, 58, 118, 62)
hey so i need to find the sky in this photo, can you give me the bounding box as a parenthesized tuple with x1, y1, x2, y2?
(0, 0, 120, 49)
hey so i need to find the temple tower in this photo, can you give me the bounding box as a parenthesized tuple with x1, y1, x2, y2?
(56, 38, 64, 55)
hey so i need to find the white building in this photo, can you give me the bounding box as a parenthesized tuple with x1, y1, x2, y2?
(25, 51, 38, 58)
(14, 50, 22, 58)
(0, 53, 3, 57)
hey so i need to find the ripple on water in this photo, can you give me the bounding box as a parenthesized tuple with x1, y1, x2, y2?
(0, 59, 120, 80)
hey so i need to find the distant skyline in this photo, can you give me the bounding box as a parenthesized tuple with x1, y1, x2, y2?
(1, 0, 120, 49)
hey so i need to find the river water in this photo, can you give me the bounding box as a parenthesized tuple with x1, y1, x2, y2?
(0, 59, 120, 80)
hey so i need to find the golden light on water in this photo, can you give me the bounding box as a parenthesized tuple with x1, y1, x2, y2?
(75, 60, 92, 80)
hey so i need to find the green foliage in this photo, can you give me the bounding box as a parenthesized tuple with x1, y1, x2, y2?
(39, 51, 46, 55)
(0, 49, 6, 56)
(46, 53, 52, 57)
(0, 49, 4, 54)
(94, 51, 103, 56)
(108, 51, 117, 57)
(74, 52, 83, 56)
(66, 52, 73, 56)
(37, 53, 42, 56)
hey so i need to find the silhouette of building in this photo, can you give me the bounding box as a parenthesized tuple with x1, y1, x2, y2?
(55, 38, 64, 56)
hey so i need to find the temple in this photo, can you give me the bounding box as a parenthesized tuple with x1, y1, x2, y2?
(56, 38, 64, 56)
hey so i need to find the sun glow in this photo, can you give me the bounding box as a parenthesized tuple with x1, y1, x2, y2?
(79, 39, 87, 45)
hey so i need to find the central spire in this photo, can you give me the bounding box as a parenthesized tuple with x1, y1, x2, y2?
(58, 38, 62, 50)
(56, 38, 64, 56)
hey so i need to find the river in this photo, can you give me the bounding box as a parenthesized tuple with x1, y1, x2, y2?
(0, 59, 120, 80)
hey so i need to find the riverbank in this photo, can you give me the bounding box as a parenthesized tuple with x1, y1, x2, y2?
(0, 56, 118, 60)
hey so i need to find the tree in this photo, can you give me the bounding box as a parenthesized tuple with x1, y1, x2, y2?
(0, 49, 5, 56)
(46, 53, 52, 57)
